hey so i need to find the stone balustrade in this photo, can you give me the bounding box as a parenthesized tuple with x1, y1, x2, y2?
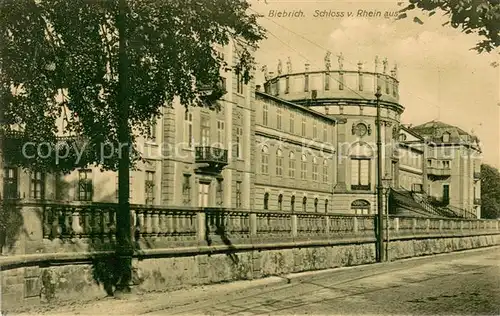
(3, 201, 500, 256)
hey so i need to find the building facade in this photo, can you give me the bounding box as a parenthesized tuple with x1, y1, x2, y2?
(1, 51, 482, 218)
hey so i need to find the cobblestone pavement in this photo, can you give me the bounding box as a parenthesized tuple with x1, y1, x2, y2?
(11, 247, 500, 315)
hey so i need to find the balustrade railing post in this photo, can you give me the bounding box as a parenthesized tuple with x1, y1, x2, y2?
(439, 219, 443, 232)
(325, 215, 330, 235)
(412, 218, 417, 233)
(250, 213, 257, 236)
(353, 217, 358, 234)
(426, 219, 430, 233)
(394, 217, 399, 232)
(460, 220, 464, 231)
(197, 210, 206, 243)
(291, 214, 298, 238)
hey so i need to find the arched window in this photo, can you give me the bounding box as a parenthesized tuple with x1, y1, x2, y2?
(261, 146, 269, 174)
(291, 195, 295, 212)
(301, 154, 307, 179)
(288, 152, 296, 178)
(302, 196, 307, 212)
(312, 157, 318, 181)
(314, 198, 319, 212)
(325, 199, 329, 213)
(349, 142, 373, 191)
(276, 149, 283, 176)
(351, 199, 370, 215)
(276, 194, 282, 211)
(264, 192, 269, 210)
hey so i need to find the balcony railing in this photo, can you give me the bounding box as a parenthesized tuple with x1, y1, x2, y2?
(195, 146, 228, 166)
(427, 167, 451, 177)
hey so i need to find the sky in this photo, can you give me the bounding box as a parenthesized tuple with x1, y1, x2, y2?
(248, 0, 500, 168)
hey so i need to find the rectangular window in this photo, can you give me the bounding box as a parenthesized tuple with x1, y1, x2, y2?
(351, 159, 370, 190)
(261, 153, 269, 174)
(263, 104, 269, 126)
(148, 118, 157, 141)
(276, 156, 283, 176)
(182, 174, 191, 205)
(312, 163, 318, 181)
(115, 175, 133, 201)
(443, 161, 450, 169)
(325, 73, 330, 90)
(301, 161, 307, 180)
(289, 158, 295, 178)
(236, 181, 242, 208)
(386, 79, 390, 94)
(358, 73, 364, 91)
(289, 112, 295, 134)
(217, 120, 225, 148)
(3, 167, 18, 199)
(236, 127, 243, 159)
(200, 116, 210, 147)
(277, 107, 282, 130)
(323, 161, 328, 183)
(285, 76, 290, 94)
(313, 121, 318, 139)
(216, 179, 223, 206)
(301, 117, 306, 137)
(339, 73, 344, 90)
(427, 159, 432, 167)
(184, 112, 193, 147)
(236, 70, 244, 94)
(78, 169, 93, 201)
(304, 74, 309, 92)
(145, 171, 155, 205)
(30, 171, 45, 199)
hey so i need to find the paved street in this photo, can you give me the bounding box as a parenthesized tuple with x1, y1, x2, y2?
(14, 247, 500, 315)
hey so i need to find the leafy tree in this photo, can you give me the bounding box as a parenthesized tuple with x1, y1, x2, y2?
(397, 0, 500, 54)
(480, 164, 500, 219)
(0, 0, 264, 292)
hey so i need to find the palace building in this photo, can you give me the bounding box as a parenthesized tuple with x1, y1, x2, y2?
(1, 49, 482, 218)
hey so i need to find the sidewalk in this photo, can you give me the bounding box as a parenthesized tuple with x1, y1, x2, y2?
(10, 276, 290, 316)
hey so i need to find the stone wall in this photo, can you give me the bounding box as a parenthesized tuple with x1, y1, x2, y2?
(1, 202, 499, 312)
(3, 233, 500, 312)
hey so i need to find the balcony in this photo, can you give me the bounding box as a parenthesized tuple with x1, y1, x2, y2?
(474, 198, 481, 205)
(195, 146, 228, 174)
(427, 167, 451, 178)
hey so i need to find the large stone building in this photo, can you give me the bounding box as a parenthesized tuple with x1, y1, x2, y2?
(1, 50, 482, 218)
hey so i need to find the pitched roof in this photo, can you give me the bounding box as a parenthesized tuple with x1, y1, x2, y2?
(409, 120, 480, 144)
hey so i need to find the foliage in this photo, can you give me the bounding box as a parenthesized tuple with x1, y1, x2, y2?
(480, 164, 500, 219)
(0, 0, 265, 172)
(397, 0, 500, 54)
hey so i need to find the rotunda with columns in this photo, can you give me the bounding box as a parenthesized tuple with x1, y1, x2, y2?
(260, 53, 404, 214)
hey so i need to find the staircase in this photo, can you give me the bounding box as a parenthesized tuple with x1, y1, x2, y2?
(390, 188, 474, 219)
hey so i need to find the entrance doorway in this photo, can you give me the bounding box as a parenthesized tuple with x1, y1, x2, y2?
(198, 182, 210, 207)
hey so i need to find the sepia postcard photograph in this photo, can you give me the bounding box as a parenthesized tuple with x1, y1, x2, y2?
(0, 0, 499, 315)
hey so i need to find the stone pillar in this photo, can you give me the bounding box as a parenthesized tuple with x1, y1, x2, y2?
(197, 212, 205, 244)
(336, 120, 348, 191)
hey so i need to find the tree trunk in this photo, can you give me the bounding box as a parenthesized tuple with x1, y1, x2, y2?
(115, 0, 133, 293)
